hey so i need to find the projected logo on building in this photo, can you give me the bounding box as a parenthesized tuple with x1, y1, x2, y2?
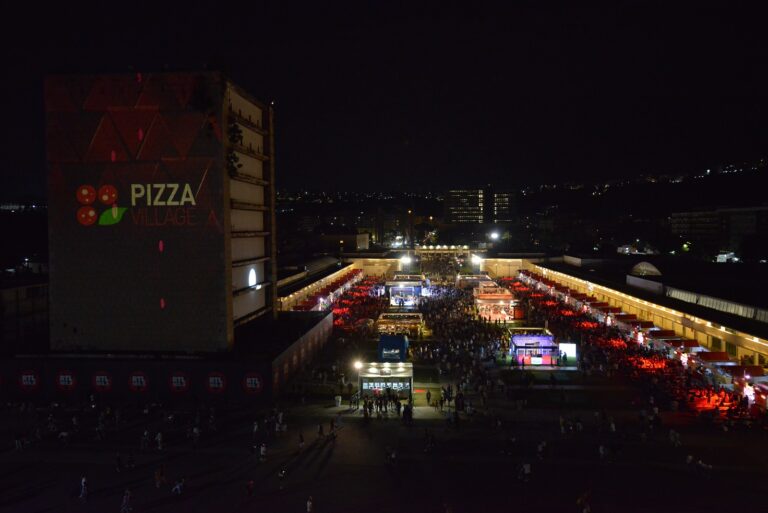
(75, 181, 213, 228)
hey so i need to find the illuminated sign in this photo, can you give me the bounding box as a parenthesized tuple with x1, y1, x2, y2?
(242, 373, 263, 395)
(128, 371, 149, 393)
(92, 371, 113, 392)
(18, 370, 40, 391)
(206, 372, 226, 393)
(361, 379, 411, 391)
(169, 372, 190, 393)
(130, 184, 196, 206)
(56, 370, 77, 391)
(381, 348, 402, 360)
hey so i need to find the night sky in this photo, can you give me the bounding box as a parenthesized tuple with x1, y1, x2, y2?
(2, 1, 767, 198)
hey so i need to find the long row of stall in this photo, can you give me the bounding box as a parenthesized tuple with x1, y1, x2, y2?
(517, 270, 768, 411)
(292, 269, 364, 311)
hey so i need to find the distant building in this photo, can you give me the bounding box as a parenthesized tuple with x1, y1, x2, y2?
(445, 189, 484, 224)
(491, 190, 515, 223)
(669, 210, 720, 245)
(46, 72, 276, 352)
(320, 233, 370, 252)
(445, 188, 515, 224)
(670, 207, 768, 253)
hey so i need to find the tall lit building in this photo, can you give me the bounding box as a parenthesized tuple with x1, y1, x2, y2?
(46, 72, 276, 352)
(445, 189, 484, 223)
(445, 188, 515, 224)
(491, 190, 514, 223)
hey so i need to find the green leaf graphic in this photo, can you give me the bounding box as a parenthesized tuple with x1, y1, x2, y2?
(98, 207, 128, 226)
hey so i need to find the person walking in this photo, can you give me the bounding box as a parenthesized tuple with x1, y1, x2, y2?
(120, 489, 132, 513)
(79, 476, 88, 501)
(306, 496, 314, 512)
(298, 431, 305, 452)
(140, 429, 149, 451)
(246, 479, 255, 497)
(154, 465, 166, 489)
(171, 478, 185, 497)
(155, 431, 163, 451)
(426, 389, 432, 405)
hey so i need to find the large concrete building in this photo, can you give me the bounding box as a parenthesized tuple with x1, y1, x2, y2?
(45, 72, 276, 352)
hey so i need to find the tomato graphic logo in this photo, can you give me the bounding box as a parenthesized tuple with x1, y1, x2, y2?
(77, 206, 98, 226)
(98, 184, 118, 205)
(76, 185, 96, 205)
(75, 184, 126, 227)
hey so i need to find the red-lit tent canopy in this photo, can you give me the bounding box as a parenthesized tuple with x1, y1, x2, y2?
(717, 365, 765, 377)
(646, 330, 678, 339)
(697, 351, 731, 362)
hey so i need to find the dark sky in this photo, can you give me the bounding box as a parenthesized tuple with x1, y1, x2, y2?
(2, 1, 767, 197)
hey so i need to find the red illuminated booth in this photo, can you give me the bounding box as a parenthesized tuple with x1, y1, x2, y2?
(474, 287, 525, 323)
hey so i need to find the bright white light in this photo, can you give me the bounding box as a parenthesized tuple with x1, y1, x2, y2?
(490, 232, 499, 240)
(400, 256, 412, 265)
(471, 254, 483, 265)
(353, 361, 363, 370)
(248, 268, 257, 287)
(559, 342, 577, 359)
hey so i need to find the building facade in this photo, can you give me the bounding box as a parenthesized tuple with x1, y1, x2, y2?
(491, 191, 515, 223)
(46, 72, 276, 352)
(445, 189, 484, 223)
(445, 188, 515, 224)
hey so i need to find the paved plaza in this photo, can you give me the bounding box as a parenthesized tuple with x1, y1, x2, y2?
(3, 365, 768, 513)
(3, 281, 768, 513)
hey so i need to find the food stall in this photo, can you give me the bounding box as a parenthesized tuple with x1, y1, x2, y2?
(385, 276, 425, 307)
(456, 274, 495, 290)
(376, 312, 424, 337)
(474, 287, 525, 323)
(358, 362, 413, 400)
(593, 305, 623, 325)
(509, 329, 560, 365)
(644, 330, 680, 349)
(694, 351, 734, 384)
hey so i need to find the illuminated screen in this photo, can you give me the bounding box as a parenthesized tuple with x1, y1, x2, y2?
(389, 286, 419, 307)
(46, 73, 229, 352)
(558, 342, 577, 359)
